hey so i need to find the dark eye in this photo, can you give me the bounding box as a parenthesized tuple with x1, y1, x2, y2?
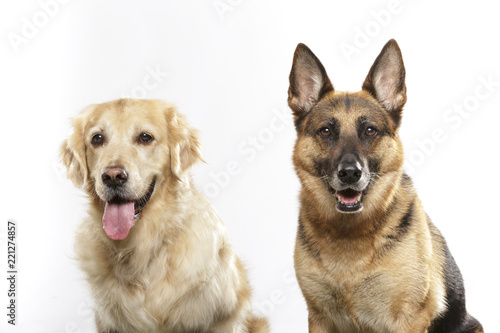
(365, 127, 377, 137)
(91, 133, 104, 147)
(319, 127, 331, 137)
(138, 132, 154, 144)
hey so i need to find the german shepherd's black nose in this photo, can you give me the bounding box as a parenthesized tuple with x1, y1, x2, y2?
(102, 166, 128, 187)
(337, 153, 362, 185)
(338, 167, 362, 184)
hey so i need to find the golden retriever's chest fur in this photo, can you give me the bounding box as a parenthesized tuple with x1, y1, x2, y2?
(76, 194, 245, 333)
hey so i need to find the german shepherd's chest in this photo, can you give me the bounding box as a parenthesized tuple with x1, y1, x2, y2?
(294, 214, 432, 332)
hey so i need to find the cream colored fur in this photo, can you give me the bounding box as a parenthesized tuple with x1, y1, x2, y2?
(61, 99, 268, 333)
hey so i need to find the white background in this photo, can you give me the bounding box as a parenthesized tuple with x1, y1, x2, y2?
(1, 0, 499, 332)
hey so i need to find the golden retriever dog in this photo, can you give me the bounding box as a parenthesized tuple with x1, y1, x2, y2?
(61, 99, 269, 333)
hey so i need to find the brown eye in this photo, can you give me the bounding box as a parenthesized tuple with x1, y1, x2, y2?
(365, 127, 377, 137)
(319, 127, 331, 137)
(91, 133, 104, 147)
(138, 132, 154, 144)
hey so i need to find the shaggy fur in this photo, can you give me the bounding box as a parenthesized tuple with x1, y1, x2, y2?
(61, 99, 269, 333)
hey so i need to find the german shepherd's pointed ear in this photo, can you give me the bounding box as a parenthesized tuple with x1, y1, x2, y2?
(288, 43, 334, 124)
(165, 105, 203, 179)
(60, 108, 91, 188)
(362, 39, 406, 128)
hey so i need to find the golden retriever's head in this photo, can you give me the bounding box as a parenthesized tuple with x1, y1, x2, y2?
(61, 99, 201, 240)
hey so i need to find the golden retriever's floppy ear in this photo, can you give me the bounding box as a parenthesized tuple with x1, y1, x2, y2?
(165, 105, 202, 178)
(60, 110, 90, 188)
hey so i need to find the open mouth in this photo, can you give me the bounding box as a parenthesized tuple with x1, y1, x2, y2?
(102, 179, 156, 240)
(329, 186, 365, 213)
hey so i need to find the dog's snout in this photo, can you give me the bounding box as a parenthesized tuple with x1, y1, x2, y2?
(102, 167, 128, 187)
(337, 153, 362, 185)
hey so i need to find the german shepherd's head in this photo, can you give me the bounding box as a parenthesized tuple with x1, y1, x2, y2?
(289, 40, 407, 221)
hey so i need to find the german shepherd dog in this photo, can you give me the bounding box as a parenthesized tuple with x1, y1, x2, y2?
(288, 39, 483, 332)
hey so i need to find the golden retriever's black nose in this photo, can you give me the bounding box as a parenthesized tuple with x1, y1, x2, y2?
(102, 167, 128, 187)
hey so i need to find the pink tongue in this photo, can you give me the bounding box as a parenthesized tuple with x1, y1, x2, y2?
(103, 201, 135, 240)
(339, 193, 359, 204)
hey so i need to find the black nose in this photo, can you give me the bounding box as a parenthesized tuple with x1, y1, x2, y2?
(337, 166, 362, 185)
(337, 152, 363, 185)
(102, 167, 128, 187)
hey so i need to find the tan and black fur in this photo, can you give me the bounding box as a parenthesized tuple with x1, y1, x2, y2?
(288, 40, 483, 332)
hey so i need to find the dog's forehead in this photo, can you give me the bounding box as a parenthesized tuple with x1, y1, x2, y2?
(312, 92, 389, 128)
(87, 99, 165, 130)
